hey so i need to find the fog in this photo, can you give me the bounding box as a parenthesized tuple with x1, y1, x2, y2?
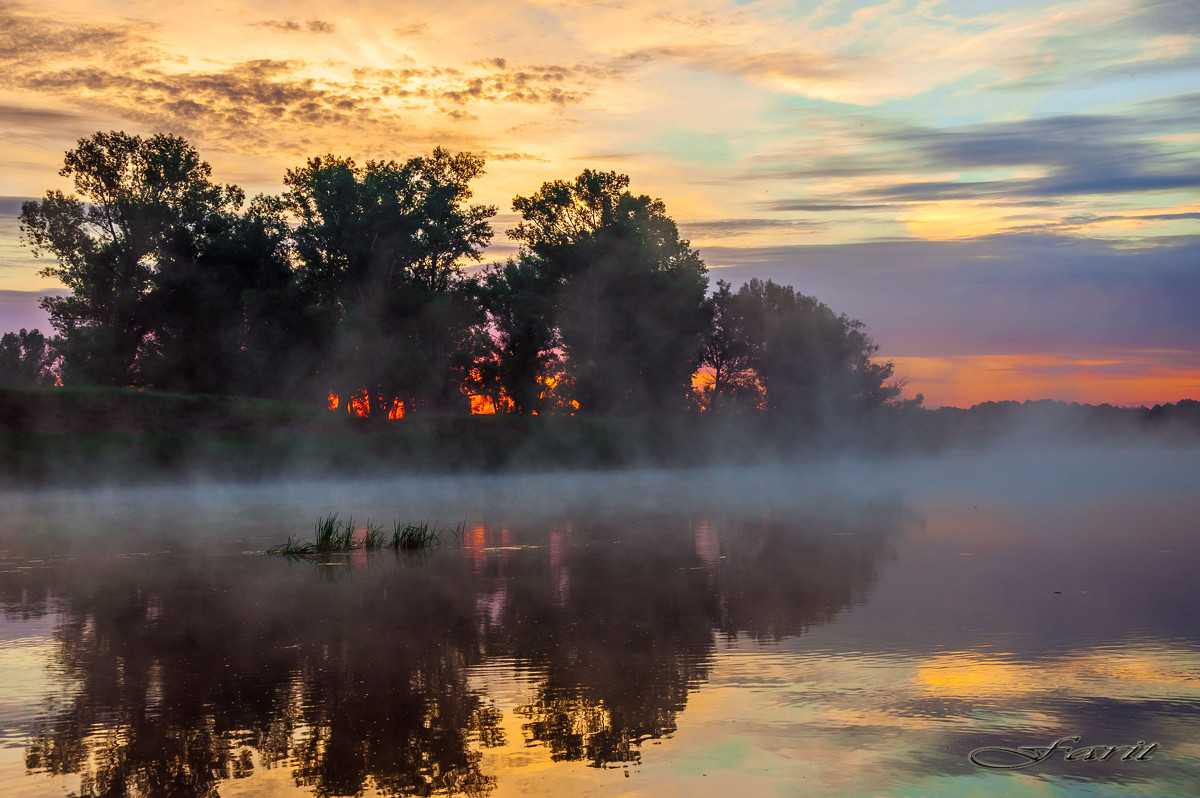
(4, 441, 1197, 551)
(3, 437, 1198, 798)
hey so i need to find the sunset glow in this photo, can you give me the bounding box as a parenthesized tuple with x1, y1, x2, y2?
(0, 0, 1196, 407)
(327, 392, 405, 419)
(890, 353, 1200, 408)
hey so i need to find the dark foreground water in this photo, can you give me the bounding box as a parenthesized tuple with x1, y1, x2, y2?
(1, 447, 1198, 797)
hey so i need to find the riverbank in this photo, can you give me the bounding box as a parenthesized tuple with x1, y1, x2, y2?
(1, 387, 1196, 486)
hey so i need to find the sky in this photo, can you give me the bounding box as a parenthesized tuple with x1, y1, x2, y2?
(0, 0, 1197, 408)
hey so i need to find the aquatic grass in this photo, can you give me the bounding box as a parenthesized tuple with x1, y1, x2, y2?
(391, 519, 464, 550)
(362, 520, 387, 551)
(391, 520, 439, 550)
(265, 536, 315, 557)
(267, 514, 459, 558)
(311, 513, 356, 551)
(313, 513, 343, 550)
(335, 516, 356, 550)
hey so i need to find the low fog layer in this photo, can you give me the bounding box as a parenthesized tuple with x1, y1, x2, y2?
(3, 443, 1198, 551)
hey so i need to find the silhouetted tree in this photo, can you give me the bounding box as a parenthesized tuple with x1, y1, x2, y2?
(20, 131, 245, 386)
(284, 149, 495, 415)
(698, 280, 763, 412)
(737, 278, 901, 425)
(141, 194, 315, 397)
(509, 171, 709, 416)
(473, 257, 561, 414)
(0, 328, 59, 386)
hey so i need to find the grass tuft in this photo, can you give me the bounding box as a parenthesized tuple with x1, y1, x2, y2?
(362, 520, 387, 551)
(268, 514, 457, 557)
(391, 520, 439, 550)
(265, 536, 315, 557)
(336, 516, 355, 550)
(313, 513, 343, 550)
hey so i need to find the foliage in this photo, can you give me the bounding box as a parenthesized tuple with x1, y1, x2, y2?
(17, 132, 315, 396)
(0, 328, 59, 387)
(265, 515, 458, 557)
(697, 281, 762, 412)
(14, 130, 921, 430)
(392, 520, 440, 550)
(141, 193, 312, 397)
(745, 279, 902, 423)
(20, 132, 244, 386)
(509, 170, 710, 416)
(473, 257, 561, 414)
(362, 520, 388, 550)
(313, 513, 355, 551)
(283, 149, 496, 416)
(265, 536, 315, 556)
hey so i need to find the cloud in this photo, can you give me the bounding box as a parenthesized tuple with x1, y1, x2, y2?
(483, 151, 552, 163)
(393, 23, 429, 38)
(0, 3, 617, 168)
(678, 218, 827, 238)
(1004, 210, 1200, 236)
(616, 42, 887, 103)
(620, 43, 875, 84)
(14, 58, 371, 128)
(0, 5, 378, 151)
(251, 19, 338, 35)
(760, 200, 899, 213)
(1133, 0, 1200, 34)
(0, 103, 88, 144)
(354, 62, 595, 106)
(569, 152, 646, 162)
(752, 106, 1200, 211)
(701, 234, 1200, 359)
(0, 2, 161, 70)
(0, 289, 63, 333)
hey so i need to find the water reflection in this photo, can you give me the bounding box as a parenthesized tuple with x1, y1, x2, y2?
(4, 455, 1200, 797)
(1, 500, 899, 796)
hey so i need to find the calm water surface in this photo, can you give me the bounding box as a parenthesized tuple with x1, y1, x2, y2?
(1, 447, 1198, 797)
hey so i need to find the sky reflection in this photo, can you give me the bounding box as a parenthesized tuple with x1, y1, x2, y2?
(1, 455, 1198, 796)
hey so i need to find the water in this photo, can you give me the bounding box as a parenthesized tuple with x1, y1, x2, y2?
(1, 448, 1198, 797)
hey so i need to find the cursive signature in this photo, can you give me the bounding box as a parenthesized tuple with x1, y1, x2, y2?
(969, 735, 1160, 769)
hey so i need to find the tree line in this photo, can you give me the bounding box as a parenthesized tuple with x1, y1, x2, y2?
(7, 131, 909, 422)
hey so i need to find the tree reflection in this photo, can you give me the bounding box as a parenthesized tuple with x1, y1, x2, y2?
(4, 500, 899, 792)
(473, 504, 897, 766)
(13, 551, 500, 797)
(711, 505, 899, 639)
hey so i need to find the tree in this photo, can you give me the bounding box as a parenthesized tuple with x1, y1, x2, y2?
(140, 193, 317, 398)
(0, 328, 59, 386)
(698, 280, 763, 412)
(509, 171, 709, 416)
(736, 279, 901, 425)
(19, 131, 245, 387)
(283, 149, 495, 416)
(473, 257, 560, 414)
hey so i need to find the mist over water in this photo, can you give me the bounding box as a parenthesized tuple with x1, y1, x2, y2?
(2, 444, 1199, 797)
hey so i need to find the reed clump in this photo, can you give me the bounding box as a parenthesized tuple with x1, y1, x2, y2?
(362, 520, 387, 551)
(392, 521, 438, 550)
(266, 514, 460, 557)
(313, 513, 355, 551)
(265, 535, 315, 556)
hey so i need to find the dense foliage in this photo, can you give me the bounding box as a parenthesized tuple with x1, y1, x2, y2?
(12, 131, 907, 426)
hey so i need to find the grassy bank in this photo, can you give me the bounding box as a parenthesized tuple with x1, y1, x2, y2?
(0, 386, 726, 485)
(1, 387, 1197, 486)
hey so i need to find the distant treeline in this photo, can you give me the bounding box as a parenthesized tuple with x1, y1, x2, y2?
(899, 397, 1200, 446)
(5, 131, 910, 427)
